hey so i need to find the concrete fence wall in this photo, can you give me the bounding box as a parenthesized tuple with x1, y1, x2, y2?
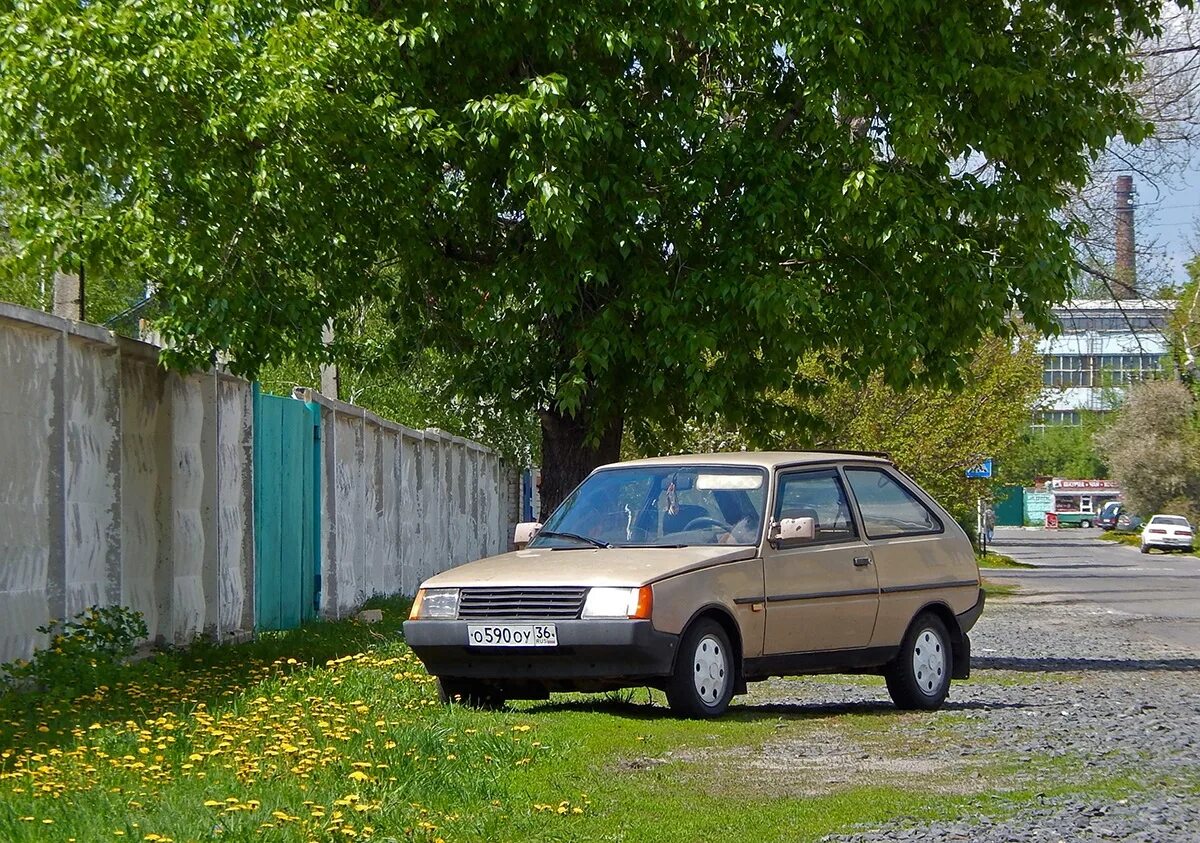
(0, 302, 256, 662)
(298, 390, 518, 619)
(0, 302, 518, 663)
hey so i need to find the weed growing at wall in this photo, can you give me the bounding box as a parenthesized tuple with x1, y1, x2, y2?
(0, 605, 147, 697)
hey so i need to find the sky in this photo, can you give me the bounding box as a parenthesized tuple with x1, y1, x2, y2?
(1139, 160, 1199, 289)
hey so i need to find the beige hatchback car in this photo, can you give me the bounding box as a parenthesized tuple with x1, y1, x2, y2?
(404, 452, 984, 717)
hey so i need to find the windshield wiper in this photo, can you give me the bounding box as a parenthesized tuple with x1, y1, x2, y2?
(538, 530, 612, 549)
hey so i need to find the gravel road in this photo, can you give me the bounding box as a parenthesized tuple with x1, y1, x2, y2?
(761, 600, 1200, 842)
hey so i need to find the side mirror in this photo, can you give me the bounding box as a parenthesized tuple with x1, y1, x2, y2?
(513, 522, 543, 547)
(771, 517, 815, 546)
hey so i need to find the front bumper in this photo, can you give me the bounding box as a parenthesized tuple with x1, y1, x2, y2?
(402, 618, 679, 681)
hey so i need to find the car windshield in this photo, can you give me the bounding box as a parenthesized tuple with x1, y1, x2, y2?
(1151, 516, 1189, 527)
(530, 465, 768, 549)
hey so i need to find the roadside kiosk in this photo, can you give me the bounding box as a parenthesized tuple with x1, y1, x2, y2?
(1044, 478, 1121, 528)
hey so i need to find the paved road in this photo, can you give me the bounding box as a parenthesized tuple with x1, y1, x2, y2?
(985, 526, 1200, 653)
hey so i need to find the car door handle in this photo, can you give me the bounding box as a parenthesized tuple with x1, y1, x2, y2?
(853, 556, 872, 567)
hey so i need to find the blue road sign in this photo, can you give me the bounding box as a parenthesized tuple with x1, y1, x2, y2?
(965, 459, 993, 479)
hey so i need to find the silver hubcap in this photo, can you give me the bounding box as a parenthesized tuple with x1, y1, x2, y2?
(692, 634, 728, 706)
(911, 627, 945, 696)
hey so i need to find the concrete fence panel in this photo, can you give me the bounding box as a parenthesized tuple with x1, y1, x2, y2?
(397, 431, 422, 596)
(213, 377, 255, 639)
(117, 350, 164, 642)
(63, 334, 122, 617)
(0, 314, 59, 662)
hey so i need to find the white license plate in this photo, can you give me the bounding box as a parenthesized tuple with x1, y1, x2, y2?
(467, 623, 558, 647)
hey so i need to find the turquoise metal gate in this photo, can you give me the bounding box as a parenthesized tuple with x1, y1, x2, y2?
(253, 385, 321, 630)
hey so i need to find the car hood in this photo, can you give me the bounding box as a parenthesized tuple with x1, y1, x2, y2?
(418, 545, 759, 589)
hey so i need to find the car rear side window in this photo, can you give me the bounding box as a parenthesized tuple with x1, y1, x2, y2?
(845, 468, 943, 540)
(774, 469, 858, 545)
(1151, 516, 1189, 527)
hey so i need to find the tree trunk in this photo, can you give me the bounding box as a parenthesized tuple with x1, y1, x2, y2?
(539, 407, 624, 517)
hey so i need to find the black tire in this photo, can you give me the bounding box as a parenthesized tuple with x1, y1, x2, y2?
(666, 618, 736, 718)
(1080, 520, 1091, 528)
(885, 613, 952, 711)
(436, 677, 507, 710)
(1140, 543, 1150, 554)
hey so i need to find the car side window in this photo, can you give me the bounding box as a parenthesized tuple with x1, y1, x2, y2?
(774, 469, 858, 545)
(844, 468, 942, 539)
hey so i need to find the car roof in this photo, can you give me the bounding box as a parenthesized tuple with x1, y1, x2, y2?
(598, 451, 893, 471)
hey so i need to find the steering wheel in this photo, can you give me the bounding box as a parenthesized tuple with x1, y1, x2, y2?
(683, 516, 732, 532)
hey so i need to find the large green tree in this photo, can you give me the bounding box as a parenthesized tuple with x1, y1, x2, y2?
(1096, 379, 1200, 521)
(1172, 254, 1200, 393)
(0, 0, 1170, 511)
(998, 416, 1111, 487)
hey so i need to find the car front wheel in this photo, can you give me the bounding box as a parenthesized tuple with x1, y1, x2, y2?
(886, 613, 952, 711)
(666, 618, 735, 718)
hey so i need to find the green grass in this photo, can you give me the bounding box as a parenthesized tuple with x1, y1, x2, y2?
(0, 596, 1175, 843)
(1098, 531, 1142, 548)
(981, 579, 1020, 599)
(976, 552, 1034, 570)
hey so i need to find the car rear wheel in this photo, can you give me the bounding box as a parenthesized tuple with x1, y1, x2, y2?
(1140, 543, 1150, 554)
(1080, 520, 1092, 528)
(436, 677, 507, 710)
(666, 618, 735, 718)
(885, 613, 952, 711)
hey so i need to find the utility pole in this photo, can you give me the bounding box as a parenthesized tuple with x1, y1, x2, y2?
(1113, 175, 1136, 299)
(320, 320, 340, 400)
(52, 264, 85, 321)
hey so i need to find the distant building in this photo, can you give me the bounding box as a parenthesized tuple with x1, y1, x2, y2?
(1034, 298, 1175, 430)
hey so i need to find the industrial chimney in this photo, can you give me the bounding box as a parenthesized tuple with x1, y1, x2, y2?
(1113, 175, 1136, 299)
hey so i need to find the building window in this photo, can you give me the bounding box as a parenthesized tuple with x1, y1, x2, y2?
(1031, 410, 1082, 432)
(1093, 354, 1163, 385)
(1042, 354, 1163, 388)
(1042, 354, 1089, 387)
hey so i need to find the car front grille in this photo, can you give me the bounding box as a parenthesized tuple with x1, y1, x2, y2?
(457, 587, 587, 620)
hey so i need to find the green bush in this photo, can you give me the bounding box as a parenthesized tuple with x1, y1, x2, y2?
(1160, 496, 1200, 525)
(1, 605, 148, 697)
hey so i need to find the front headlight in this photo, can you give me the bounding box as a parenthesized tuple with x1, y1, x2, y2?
(409, 588, 460, 619)
(581, 586, 652, 619)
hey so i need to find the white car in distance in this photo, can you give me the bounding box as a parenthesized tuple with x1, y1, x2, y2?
(1140, 515, 1195, 554)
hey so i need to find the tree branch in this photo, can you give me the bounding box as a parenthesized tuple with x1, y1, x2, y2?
(1140, 44, 1200, 57)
